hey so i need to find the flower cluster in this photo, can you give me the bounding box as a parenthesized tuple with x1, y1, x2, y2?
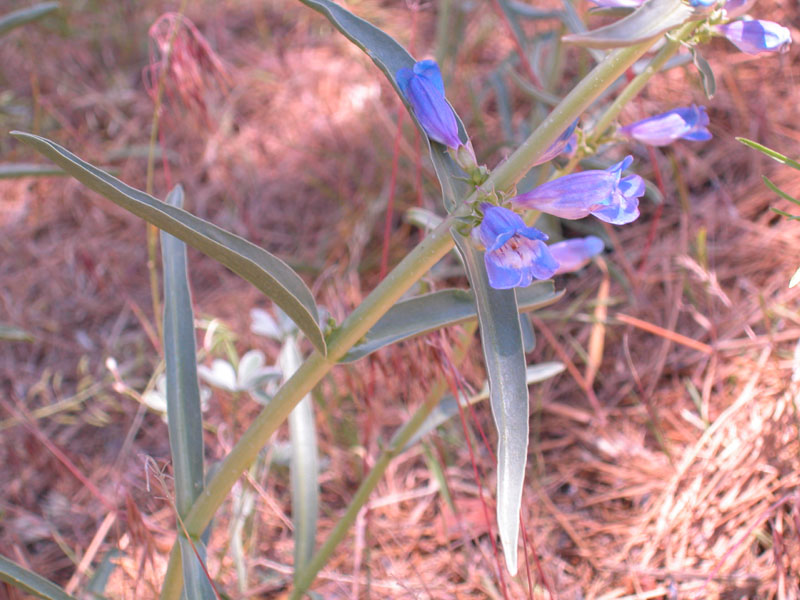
(395, 3, 792, 290)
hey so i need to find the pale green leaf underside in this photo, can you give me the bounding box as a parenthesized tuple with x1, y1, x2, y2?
(563, 0, 697, 49)
(454, 235, 531, 576)
(0, 555, 77, 600)
(0, 163, 66, 179)
(282, 338, 320, 577)
(0, 2, 59, 37)
(161, 184, 205, 517)
(341, 282, 563, 362)
(11, 131, 326, 355)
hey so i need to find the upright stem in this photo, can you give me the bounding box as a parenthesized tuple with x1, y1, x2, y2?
(589, 21, 700, 144)
(160, 29, 665, 600)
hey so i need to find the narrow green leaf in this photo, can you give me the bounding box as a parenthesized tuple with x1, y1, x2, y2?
(0, 2, 59, 37)
(297, 0, 470, 211)
(737, 138, 800, 171)
(520, 314, 536, 353)
(454, 235, 531, 576)
(763, 176, 800, 206)
(790, 266, 800, 288)
(340, 283, 562, 363)
(403, 362, 564, 451)
(559, 0, 605, 62)
(161, 185, 205, 516)
(161, 185, 215, 600)
(86, 549, 123, 596)
(178, 537, 216, 600)
(0, 163, 66, 179)
(280, 337, 319, 577)
(0, 323, 34, 342)
(506, 1, 563, 20)
(0, 555, 77, 600)
(11, 132, 326, 355)
(690, 48, 716, 99)
(771, 208, 800, 221)
(563, 0, 697, 49)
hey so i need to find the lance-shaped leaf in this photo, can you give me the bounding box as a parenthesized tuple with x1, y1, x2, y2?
(690, 48, 716, 99)
(298, 0, 470, 212)
(161, 184, 205, 516)
(737, 137, 800, 171)
(0, 163, 65, 179)
(341, 283, 562, 362)
(563, 0, 697, 49)
(0, 555, 77, 600)
(280, 336, 319, 578)
(454, 234, 531, 576)
(0, 2, 59, 37)
(161, 186, 214, 599)
(11, 132, 326, 355)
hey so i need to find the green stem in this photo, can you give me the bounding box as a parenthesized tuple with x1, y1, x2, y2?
(290, 322, 478, 598)
(588, 21, 700, 145)
(160, 30, 665, 600)
(488, 38, 658, 194)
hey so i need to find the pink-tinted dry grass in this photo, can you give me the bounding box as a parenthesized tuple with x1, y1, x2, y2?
(2, 1, 800, 598)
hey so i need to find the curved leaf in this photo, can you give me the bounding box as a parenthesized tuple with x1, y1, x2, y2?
(297, 0, 470, 211)
(737, 137, 800, 171)
(11, 132, 326, 355)
(0, 2, 59, 37)
(161, 185, 205, 515)
(0, 555, 77, 600)
(281, 337, 319, 577)
(340, 283, 562, 362)
(162, 185, 214, 599)
(690, 48, 716, 99)
(563, 0, 697, 49)
(454, 235, 531, 576)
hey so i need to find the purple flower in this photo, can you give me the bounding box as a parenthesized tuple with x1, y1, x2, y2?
(532, 120, 578, 166)
(619, 105, 711, 146)
(688, 0, 717, 7)
(550, 236, 605, 275)
(397, 60, 462, 149)
(716, 20, 791, 54)
(475, 204, 558, 289)
(510, 156, 644, 225)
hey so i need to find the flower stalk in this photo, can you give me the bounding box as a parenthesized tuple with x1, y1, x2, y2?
(160, 30, 668, 600)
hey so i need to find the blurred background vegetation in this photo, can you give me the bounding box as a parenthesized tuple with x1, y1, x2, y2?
(1, 0, 799, 597)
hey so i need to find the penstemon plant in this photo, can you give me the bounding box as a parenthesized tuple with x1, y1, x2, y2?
(2, 0, 792, 597)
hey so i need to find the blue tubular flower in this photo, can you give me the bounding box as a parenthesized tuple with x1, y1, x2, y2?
(550, 236, 605, 275)
(619, 105, 711, 146)
(475, 204, 558, 289)
(689, 0, 717, 7)
(532, 120, 578, 166)
(510, 156, 644, 225)
(716, 20, 792, 54)
(396, 60, 462, 149)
